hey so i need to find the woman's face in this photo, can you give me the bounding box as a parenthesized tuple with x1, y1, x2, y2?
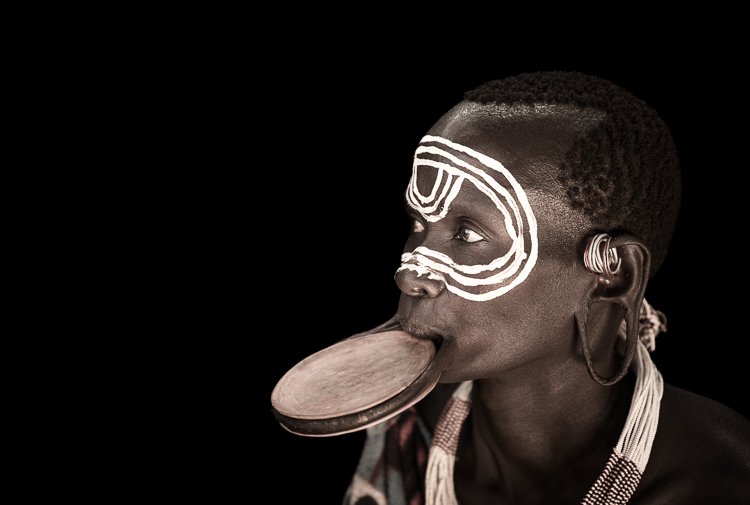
(395, 102, 599, 382)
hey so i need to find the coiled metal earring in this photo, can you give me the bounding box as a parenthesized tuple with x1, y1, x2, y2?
(584, 233, 621, 276)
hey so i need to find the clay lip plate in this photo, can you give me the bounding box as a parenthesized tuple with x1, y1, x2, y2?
(271, 330, 436, 420)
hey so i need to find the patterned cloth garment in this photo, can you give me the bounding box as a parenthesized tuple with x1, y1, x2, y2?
(344, 408, 431, 505)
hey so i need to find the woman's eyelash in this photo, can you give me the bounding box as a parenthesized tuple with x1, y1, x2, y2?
(409, 219, 485, 243)
(455, 227, 485, 243)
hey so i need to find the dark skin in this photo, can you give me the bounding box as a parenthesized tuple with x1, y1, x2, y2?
(394, 102, 750, 504)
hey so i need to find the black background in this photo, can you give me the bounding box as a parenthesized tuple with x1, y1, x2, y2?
(254, 49, 748, 502)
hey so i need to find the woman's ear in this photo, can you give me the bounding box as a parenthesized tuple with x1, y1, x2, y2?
(578, 233, 651, 385)
(593, 235, 651, 311)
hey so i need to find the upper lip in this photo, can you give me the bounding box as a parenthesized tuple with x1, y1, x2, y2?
(398, 318, 446, 342)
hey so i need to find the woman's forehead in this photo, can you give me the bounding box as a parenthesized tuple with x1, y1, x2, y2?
(426, 101, 605, 193)
(408, 107, 596, 247)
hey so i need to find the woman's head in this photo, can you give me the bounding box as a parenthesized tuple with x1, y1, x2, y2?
(395, 71, 680, 382)
(458, 71, 681, 272)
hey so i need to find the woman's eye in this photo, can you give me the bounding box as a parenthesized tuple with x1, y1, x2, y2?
(455, 227, 485, 243)
(412, 220, 425, 233)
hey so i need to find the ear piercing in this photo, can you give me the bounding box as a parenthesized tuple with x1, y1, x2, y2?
(584, 233, 621, 276)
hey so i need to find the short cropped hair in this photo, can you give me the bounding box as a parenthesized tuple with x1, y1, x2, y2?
(465, 71, 681, 273)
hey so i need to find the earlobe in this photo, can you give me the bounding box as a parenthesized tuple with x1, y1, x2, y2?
(578, 233, 652, 385)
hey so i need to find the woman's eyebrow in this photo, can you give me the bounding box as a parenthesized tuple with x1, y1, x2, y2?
(442, 199, 478, 216)
(443, 200, 492, 222)
(446, 200, 509, 233)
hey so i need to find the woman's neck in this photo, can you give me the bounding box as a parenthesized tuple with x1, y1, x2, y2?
(458, 354, 635, 504)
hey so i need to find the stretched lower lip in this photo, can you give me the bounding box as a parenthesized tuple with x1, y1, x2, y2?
(414, 333, 443, 345)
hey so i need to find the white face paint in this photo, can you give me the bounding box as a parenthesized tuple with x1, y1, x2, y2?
(397, 135, 538, 302)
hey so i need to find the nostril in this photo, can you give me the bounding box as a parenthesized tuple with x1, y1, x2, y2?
(410, 285, 427, 297)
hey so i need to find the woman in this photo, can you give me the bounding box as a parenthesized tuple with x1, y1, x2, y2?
(343, 72, 750, 504)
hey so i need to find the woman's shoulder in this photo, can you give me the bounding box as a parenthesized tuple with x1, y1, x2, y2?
(633, 384, 750, 503)
(658, 384, 750, 460)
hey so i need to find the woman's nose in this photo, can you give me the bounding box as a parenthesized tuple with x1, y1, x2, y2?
(394, 268, 445, 298)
